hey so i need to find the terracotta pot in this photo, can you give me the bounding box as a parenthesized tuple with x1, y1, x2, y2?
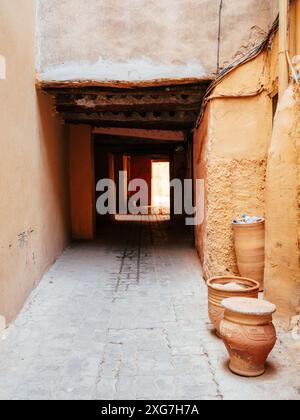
(233, 219, 265, 292)
(207, 276, 259, 337)
(220, 297, 277, 377)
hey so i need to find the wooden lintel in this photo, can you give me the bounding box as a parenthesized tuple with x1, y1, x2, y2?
(38, 78, 210, 132)
(63, 110, 197, 120)
(36, 76, 213, 91)
(55, 92, 203, 110)
(56, 103, 201, 114)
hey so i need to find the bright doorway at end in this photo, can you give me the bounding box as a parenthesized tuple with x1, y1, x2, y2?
(151, 161, 170, 215)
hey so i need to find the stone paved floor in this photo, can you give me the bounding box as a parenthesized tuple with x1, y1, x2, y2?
(0, 217, 300, 400)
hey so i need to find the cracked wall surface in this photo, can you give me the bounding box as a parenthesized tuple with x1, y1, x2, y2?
(195, 23, 300, 324)
(36, 0, 278, 81)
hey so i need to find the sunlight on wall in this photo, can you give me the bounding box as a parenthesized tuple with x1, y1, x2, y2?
(0, 55, 6, 80)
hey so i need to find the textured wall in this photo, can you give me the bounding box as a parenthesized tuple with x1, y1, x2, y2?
(36, 0, 278, 81)
(265, 85, 300, 325)
(194, 14, 300, 325)
(264, 1, 300, 323)
(194, 53, 273, 279)
(0, 0, 70, 324)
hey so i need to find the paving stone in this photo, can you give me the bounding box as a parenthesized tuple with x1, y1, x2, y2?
(0, 219, 299, 400)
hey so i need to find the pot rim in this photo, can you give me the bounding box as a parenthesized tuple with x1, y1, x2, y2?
(232, 218, 265, 227)
(207, 276, 260, 293)
(221, 297, 277, 316)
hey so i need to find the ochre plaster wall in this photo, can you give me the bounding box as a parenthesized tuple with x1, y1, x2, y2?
(69, 126, 95, 240)
(0, 0, 70, 324)
(194, 52, 274, 279)
(265, 85, 300, 325)
(264, 1, 300, 324)
(195, 22, 300, 324)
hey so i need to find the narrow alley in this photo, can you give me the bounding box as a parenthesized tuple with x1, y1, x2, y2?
(0, 218, 299, 400)
(3, 0, 300, 403)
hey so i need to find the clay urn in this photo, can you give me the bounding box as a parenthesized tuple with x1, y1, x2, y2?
(207, 276, 259, 337)
(220, 297, 277, 377)
(232, 218, 265, 292)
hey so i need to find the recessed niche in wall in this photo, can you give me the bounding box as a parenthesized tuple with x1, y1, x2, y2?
(0, 55, 6, 80)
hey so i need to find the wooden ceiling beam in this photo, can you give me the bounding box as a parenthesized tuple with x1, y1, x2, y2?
(62, 110, 198, 123)
(56, 104, 201, 114)
(44, 83, 210, 97)
(39, 79, 211, 131)
(38, 77, 212, 91)
(55, 92, 204, 104)
(93, 127, 185, 141)
(65, 119, 193, 130)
